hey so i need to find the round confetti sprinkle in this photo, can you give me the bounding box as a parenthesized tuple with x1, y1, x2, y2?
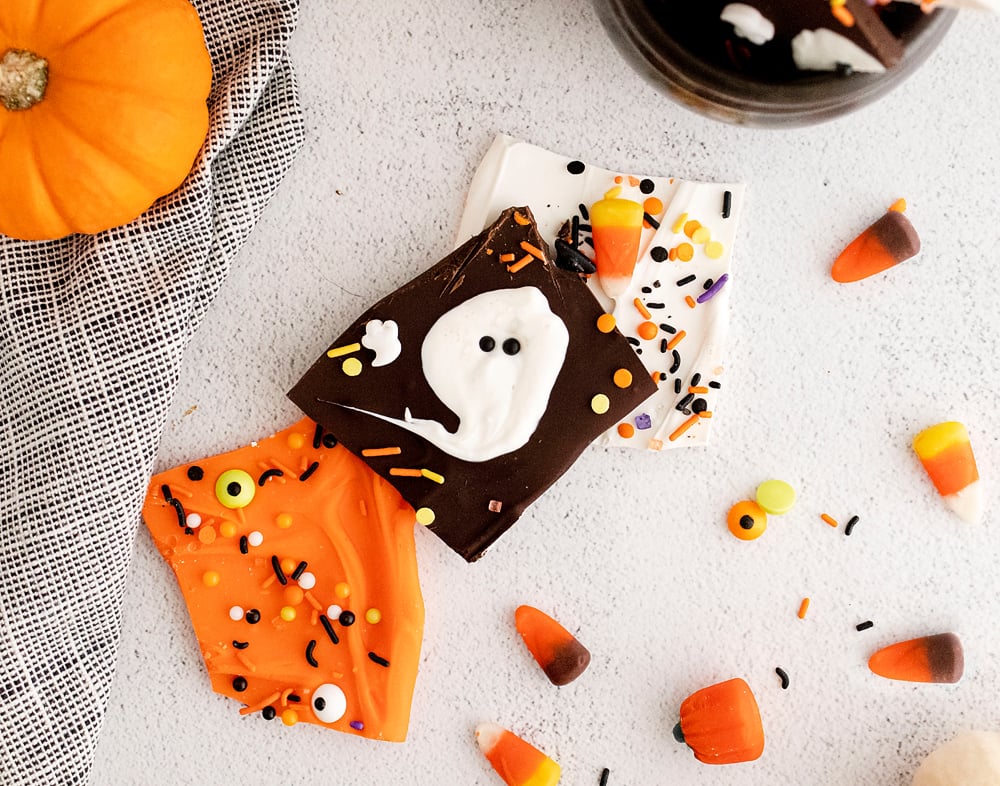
(415, 507, 435, 526)
(365, 608, 382, 624)
(342, 357, 363, 377)
(298, 571, 317, 590)
(281, 709, 298, 727)
(727, 500, 768, 541)
(228, 605, 244, 621)
(639, 178, 655, 194)
(286, 432, 305, 450)
(284, 586, 304, 605)
(636, 321, 658, 341)
(232, 676, 248, 692)
(197, 526, 217, 545)
(704, 240, 725, 259)
(643, 196, 663, 215)
(567, 160, 585, 175)
(247, 531, 264, 547)
(591, 393, 611, 415)
(219, 520, 237, 538)
(596, 313, 616, 333)
(676, 243, 694, 262)
(339, 610, 356, 626)
(334, 582, 351, 599)
(245, 609, 261, 624)
(650, 246, 668, 262)
(618, 423, 635, 439)
(185, 513, 202, 528)
(613, 368, 633, 388)
(326, 605, 343, 620)
(186, 466, 204, 481)
(202, 570, 221, 587)
(280, 606, 297, 622)
(275, 513, 293, 529)
(261, 706, 276, 721)
(683, 219, 701, 238)
(691, 226, 711, 244)
(755, 479, 797, 515)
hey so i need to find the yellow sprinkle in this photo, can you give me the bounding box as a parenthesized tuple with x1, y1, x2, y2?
(704, 240, 725, 259)
(327, 342, 361, 359)
(415, 507, 436, 526)
(280, 606, 296, 622)
(342, 357, 363, 376)
(591, 393, 611, 415)
(604, 185, 623, 199)
(276, 513, 293, 529)
(365, 608, 382, 624)
(671, 212, 688, 234)
(691, 226, 711, 244)
(421, 468, 445, 484)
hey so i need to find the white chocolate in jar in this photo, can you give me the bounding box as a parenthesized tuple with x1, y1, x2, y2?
(912, 731, 1000, 786)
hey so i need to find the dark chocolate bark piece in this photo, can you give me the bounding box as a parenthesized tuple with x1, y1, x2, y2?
(289, 207, 656, 561)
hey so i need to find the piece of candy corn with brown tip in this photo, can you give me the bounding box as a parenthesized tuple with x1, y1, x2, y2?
(831, 209, 920, 283)
(868, 632, 964, 684)
(590, 197, 644, 299)
(515, 605, 591, 686)
(913, 421, 983, 523)
(475, 723, 561, 786)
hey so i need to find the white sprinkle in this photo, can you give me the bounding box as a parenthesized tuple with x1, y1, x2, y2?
(185, 513, 202, 528)
(298, 572, 317, 590)
(247, 531, 264, 547)
(228, 605, 244, 621)
(326, 604, 342, 619)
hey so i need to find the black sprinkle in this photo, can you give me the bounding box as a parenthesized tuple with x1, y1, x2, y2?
(168, 498, 186, 529)
(320, 614, 340, 644)
(856, 620, 874, 632)
(775, 667, 790, 690)
(845, 515, 860, 536)
(627, 337, 640, 346)
(635, 348, 642, 355)
(650, 246, 668, 262)
(555, 238, 596, 274)
(232, 676, 248, 692)
(368, 652, 390, 668)
(160, 484, 173, 501)
(578, 223, 592, 232)
(669, 350, 681, 374)
(652, 280, 661, 288)
(660, 323, 677, 334)
(643, 212, 660, 230)
(312, 423, 323, 449)
(184, 527, 193, 536)
(660, 338, 668, 354)
(639, 178, 655, 194)
(246, 609, 261, 625)
(703, 278, 714, 290)
(690, 373, 702, 386)
(674, 378, 682, 394)
(646, 302, 665, 309)
(600, 766, 611, 786)
(321, 433, 338, 449)
(299, 461, 319, 481)
(287, 694, 301, 703)
(676, 393, 695, 411)
(692, 398, 708, 414)
(233, 640, 249, 650)
(567, 160, 586, 175)
(305, 639, 319, 668)
(291, 561, 308, 581)
(578, 203, 589, 221)
(239, 535, 249, 554)
(676, 274, 696, 286)
(722, 190, 732, 219)
(571, 214, 580, 247)
(835, 61, 854, 77)
(186, 466, 204, 482)
(261, 706, 276, 721)
(271, 555, 288, 585)
(641, 286, 652, 294)
(659, 373, 667, 381)
(339, 611, 356, 627)
(257, 468, 284, 486)
(583, 237, 594, 249)
(709, 380, 722, 389)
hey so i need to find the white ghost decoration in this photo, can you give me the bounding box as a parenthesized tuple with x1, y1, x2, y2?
(362, 319, 401, 367)
(345, 287, 569, 463)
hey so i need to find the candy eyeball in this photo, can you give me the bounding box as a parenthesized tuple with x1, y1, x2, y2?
(214, 469, 255, 509)
(311, 683, 347, 724)
(727, 500, 768, 541)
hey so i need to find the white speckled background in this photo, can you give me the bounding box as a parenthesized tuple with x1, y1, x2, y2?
(91, 2, 1000, 784)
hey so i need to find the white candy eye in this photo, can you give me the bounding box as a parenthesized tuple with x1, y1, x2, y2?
(311, 683, 347, 724)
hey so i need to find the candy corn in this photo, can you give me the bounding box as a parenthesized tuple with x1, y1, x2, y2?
(868, 632, 964, 684)
(913, 421, 983, 523)
(830, 208, 920, 283)
(514, 605, 591, 686)
(475, 723, 561, 786)
(590, 197, 644, 299)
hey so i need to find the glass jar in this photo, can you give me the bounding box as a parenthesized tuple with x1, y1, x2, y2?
(592, 0, 957, 127)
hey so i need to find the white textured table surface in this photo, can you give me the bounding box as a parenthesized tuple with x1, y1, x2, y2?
(92, 3, 1000, 785)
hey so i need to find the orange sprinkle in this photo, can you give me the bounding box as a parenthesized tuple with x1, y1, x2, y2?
(513, 211, 530, 226)
(831, 4, 855, 25)
(627, 175, 640, 187)
(614, 175, 623, 184)
(304, 591, 324, 612)
(636, 321, 658, 340)
(698, 410, 713, 419)
(643, 197, 664, 215)
(499, 253, 515, 263)
(633, 298, 652, 320)
(389, 468, 423, 478)
(280, 688, 296, 706)
(668, 247, 678, 261)
(651, 370, 661, 384)
(361, 447, 402, 457)
(239, 691, 281, 716)
(689, 386, 709, 394)
(821, 513, 839, 528)
(617, 423, 635, 439)
(683, 219, 701, 238)
(485, 248, 494, 255)
(507, 254, 534, 274)
(520, 240, 545, 260)
(236, 651, 257, 673)
(596, 313, 617, 333)
(666, 330, 687, 350)
(676, 243, 694, 262)
(798, 598, 811, 619)
(668, 414, 700, 442)
(888, 197, 907, 213)
(685, 295, 697, 309)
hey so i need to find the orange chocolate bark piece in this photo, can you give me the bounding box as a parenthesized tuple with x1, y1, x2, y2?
(142, 417, 424, 741)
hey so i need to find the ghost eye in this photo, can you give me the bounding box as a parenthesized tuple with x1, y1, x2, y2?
(479, 336, 496, 352)
(502, 338, 521, 355)
(311, 683, 347, 723)
(215, 469, 256, 509)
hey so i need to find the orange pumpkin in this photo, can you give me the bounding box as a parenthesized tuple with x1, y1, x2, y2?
(0, 0, 212, 240)
(674, 677, 765, 765)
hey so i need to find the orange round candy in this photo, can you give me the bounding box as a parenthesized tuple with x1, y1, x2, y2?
(637, 321, 658, 341)
(596, 313, 616, 333)
(727, 501, 767, 541)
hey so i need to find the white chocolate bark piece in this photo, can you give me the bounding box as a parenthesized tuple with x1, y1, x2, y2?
(458, 135, 745, 451)
(912, 731, 1000, 785)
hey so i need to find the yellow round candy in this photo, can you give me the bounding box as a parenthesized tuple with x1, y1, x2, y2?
(342, 357, 362, 376)
(755, 479, 797, 515)
(704, 240, 725, 259)
(365, 608, 382, 624)
(415, 507, 435, 526)
(280, 606, 296, 622)
(727, 500, 768, 541)
(591, 393, 611, 415)
(215, 469, 255, 509)
(281, 709, 298, 726)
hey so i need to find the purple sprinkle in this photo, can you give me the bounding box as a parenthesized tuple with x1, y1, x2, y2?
(696, 273, 729, 304)
(350, 720, 365, 730)
(635, 413, 652, 430)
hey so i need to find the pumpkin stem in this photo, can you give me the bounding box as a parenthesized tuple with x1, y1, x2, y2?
(0, 49, 49, 111)
(672, 722, 686, 744)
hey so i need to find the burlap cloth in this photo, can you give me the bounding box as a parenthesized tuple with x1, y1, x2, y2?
(0, 1, 304, 782)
